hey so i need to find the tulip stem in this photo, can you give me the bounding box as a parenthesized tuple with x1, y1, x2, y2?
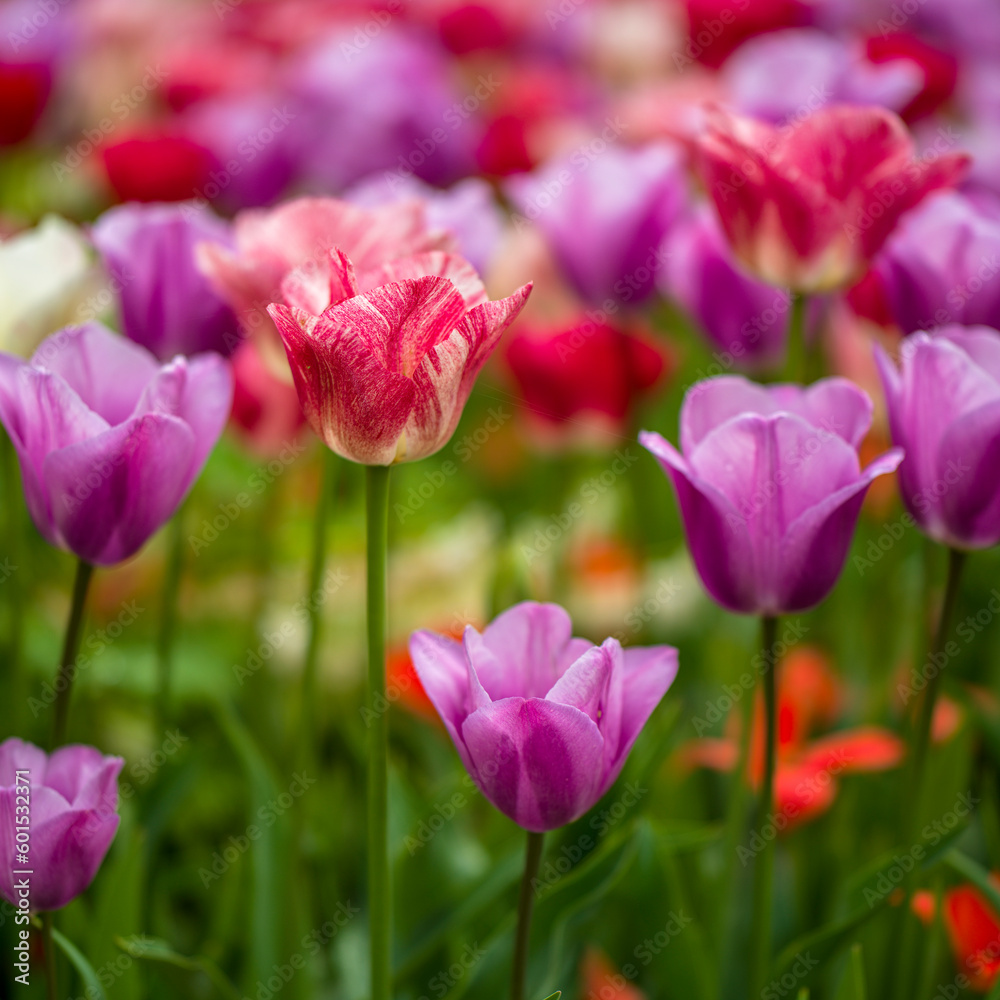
(366, 463, 391, 1000)
(748, 614, 779, 999)
(52, 559, 95, 748)
(42, 912, 57, 1000)
(512, 830, 544, 1000)
(889, 547, 966, 1000)
(299, 450, 338, 762)
(783, 293, 807, 383)
(156, 506, 185, 729)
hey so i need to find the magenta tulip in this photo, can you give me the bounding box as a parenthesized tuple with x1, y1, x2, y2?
(640, 377, 902, 614)
(410, 602, 678, 832)
(876, 327, 1000, 550)
(268, 249, 530, 465)
(0, 322, 232, 565)
(0, 738, 122, 912)
(90, 201, 240, 360)
(697, 104, 968, 292)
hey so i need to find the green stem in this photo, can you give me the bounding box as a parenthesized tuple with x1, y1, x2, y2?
(366, 464, 391, 1000)
(782, 293, 807, 383)
(299, 451, 338, 761)
(511, 830, 545, 1000)
(52, 559, 95, 748)
(42, 912, 57, 1000)
(748, 614, 779, 998)
(156, 507, 186, 729)
(1, 432, 23, 724)
(889, 547, 966, 1000)
(908, 548, 966, 828)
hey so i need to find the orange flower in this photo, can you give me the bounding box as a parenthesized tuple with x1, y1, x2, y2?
(678, 646, 904, 829)
(386, 621, 472, 724)
(579, 948, 646, 1000)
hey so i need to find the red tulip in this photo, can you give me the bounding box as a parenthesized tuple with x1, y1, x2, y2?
(0, 62, 51, 146)
(918, 882, 1000, 992)
(268, 249, 530, 465)
(101, 133, 217, 204)
(505, 318, 668, 438)
(865, 33, 958, 123)
(697, 105, 968, 292)
(679, 646, 904, 829)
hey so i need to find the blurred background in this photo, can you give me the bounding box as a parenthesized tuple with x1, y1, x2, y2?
(2, 0, 1000, 997)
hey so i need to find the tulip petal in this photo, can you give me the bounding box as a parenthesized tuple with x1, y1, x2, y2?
(43, 413, 196, 565)
(544, 642, 615, 722)
(474, 601, 577, 700)
(936, 398, 1000, 547)
(30, 323, 160, 425)
(270, 302, 415, 465)
(359, 251, 489, 307)
(640, 429, 758, 613)
(681, 375, 873, 452)
(0, 360, 109, 546)
(776, 447, 903, 611)
(0, 738, 48, 787)
(799, 726, 904, 774)
(280, 248, 359, 315)
(31, 801, 120, 911)
(45, 746, 123, 810)
(461, 698, 604, 831)
(611, 645, 680, 776)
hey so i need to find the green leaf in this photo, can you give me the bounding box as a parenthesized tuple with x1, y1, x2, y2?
(943, 849, 1000, 915)
(215, 700, 288, 994)
(539, 992, 562, 1000)
(849, 943, 867, 1000)
(50, 925, 106, 1000)
(117, 935, 242, 1000)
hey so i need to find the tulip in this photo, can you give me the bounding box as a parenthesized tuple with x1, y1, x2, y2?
(0, 322, 232, 566)
(504, 317, 667, 436)
(0, 216, 93, 356)
(679, 646, 904, 830)
(196, 196, 456, 371)
(90, 202, 241, 360)
(696, 104, 968, 292)
(660, 204, 787, 371)
(875, 327, 1000, 550)
(722, 29, 922, 124)
(640, 376, 902, 615)
(0, 738, 123, 912)
(410, 601, 678, 831)
(505, 142, 686, 306)
(100, 132, 217, 204)
(268, 249, 530, 465)
(873, 192, 1000, 335)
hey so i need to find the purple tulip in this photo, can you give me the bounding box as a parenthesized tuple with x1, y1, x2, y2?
(0, 322, 232, 566)
(640, 378, 902, 615)
(876, 327, 1000, 549)
(90, 202, 241, 360)
(873, 191, 1000, 334)
(661, 204, 788, 371)
(505, 142, 686, 307)
(410, 602, 678, 832)
(0, 738, 122, 912)
(721, 29, 922, 124)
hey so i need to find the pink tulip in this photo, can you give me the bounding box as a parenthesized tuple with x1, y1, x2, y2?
(697, 104, 968, 292)
(268, 249, 530, 465)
